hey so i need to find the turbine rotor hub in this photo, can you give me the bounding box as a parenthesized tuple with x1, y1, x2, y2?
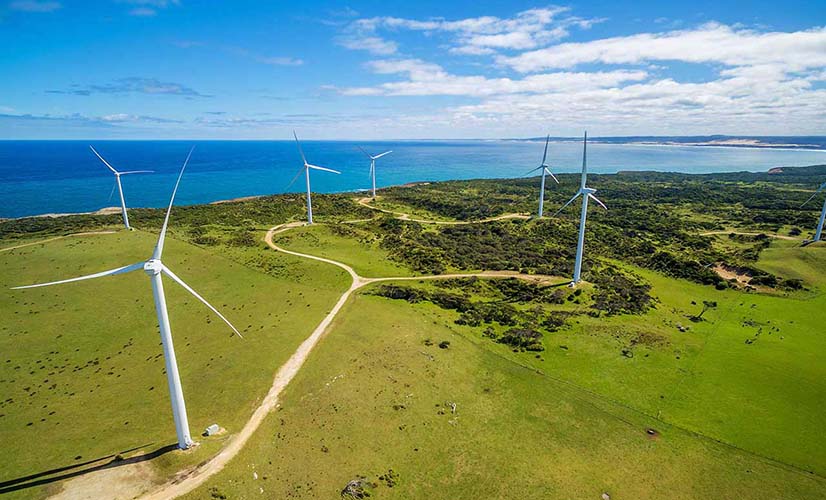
(144, 259, 163, 275)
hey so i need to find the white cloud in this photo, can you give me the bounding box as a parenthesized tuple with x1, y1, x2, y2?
(338, 59, 648, 97)
(255, 56, 304, 66)
(337, 6, 599, 56)
(498, 22, 826, 73)
(9, 1, 61, 12)
(336, 34, 398, 55)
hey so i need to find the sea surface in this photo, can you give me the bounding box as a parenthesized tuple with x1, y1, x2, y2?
(1, 140, 825, 218)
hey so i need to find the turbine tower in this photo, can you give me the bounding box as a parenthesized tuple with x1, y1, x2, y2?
(358, 146, 392, 199)
(289, 131, 341, 224)
(801, 181, 826, 242)
(524, 134, 559, 217)
(553, 132, 607, 285)
(90, 146, 153, 230)
(12, 147, 241, 450)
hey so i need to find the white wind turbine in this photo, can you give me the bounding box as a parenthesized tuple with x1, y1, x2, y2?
(801, 181, 826, 242)
(358, 146, 392, 199)
(524, 134, 559, 217)
(90, 146, 153, 230)
(12, 147, 242, 450)
(288, 131, 340, 225)
(553, 132, 607, 285)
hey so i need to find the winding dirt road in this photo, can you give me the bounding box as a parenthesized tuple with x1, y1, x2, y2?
(74, 220, 560, 500)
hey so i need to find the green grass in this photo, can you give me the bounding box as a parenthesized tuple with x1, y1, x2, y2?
(185, 291, 826, 499)
(272, 223, 416, 277)
(0, 230, 350, 498)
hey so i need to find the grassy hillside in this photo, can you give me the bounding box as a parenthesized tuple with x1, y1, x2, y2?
(0, 230, 349, 498)
(185, 290, 826, 499)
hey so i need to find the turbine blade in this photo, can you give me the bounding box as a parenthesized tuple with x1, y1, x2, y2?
(373, 150, 392, 159)
(553, 192, 581, 217)
(801, 191, 819, 208)
(153, 146, 194, 260)
(541, 134, 549, 166)
(580, 131, 588, 189)
(90, 146, 118, 174)
(368, 162, 374, 180)
(293, 131, 307, 165)
(546, 169, 560, 184)
(284, 166, 305, 192)
(589, 193, 608, 210)
(357, 145, 373, 160)
(11, 262, 144, 290)
(161, 265, 243, 338)
(524, 165, 543, 176)
(307, 164, 341, 174)
(107, 179, 118, 202)
(118, 170, 154, 175)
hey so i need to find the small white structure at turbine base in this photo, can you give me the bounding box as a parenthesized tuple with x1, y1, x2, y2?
(524, 134, 559, 217)
(90, 146, 153, 230)
(801, 181, 826, 242)
(12, 147, 242, 450)
(553, 132, 607, 286)
(289, 131, 341, 225)
(358, 146, 392, 199)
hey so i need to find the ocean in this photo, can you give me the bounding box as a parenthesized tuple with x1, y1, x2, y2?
(1, 140, 825, 218)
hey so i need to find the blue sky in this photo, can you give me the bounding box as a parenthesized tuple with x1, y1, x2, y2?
(1, 0, 825, 139)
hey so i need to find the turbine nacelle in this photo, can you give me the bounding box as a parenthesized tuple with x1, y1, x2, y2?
(144, 259, 163, 275)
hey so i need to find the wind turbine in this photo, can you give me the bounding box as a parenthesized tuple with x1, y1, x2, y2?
(524, 135, 559, 217)
(553, 132, 607, 285)
(287, 131, 340, 225)
(90, 146, 153, 230)
(801, 181, 826, 242)
(358, 146, 392, 199)
(12, 147, 242, 450)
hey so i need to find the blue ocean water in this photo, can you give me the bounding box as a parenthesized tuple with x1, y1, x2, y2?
(1, 140, 825, 218)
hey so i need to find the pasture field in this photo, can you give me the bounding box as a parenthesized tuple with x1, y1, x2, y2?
(0, 230, 349, 498)
(184, 288, 826, 499)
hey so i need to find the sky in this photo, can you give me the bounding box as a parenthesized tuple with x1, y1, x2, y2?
(1, 0, 825, 139)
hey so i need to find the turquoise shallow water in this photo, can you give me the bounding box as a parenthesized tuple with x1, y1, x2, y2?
(1, 140, 825, 218)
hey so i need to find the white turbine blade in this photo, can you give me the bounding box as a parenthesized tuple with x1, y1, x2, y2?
(545, 168, 560, 184)
(373, 150, 392, 159)
(580, 131, 588, 189)
(161, 265, 243, 338)
(589, 193, 608, 210)
(801, 191, 819, 208)
(284, 166, 305, 192)
(541, 134, 549, 166)
(293, 131, 308, 165)
(368, 162, 374, 180)
(11, 262, 144, 290)
(553, 192, 581, 217)
(90, 146, 118, 174)
(107, 179, 118, 202)
(118, 170, 154, 175)
(357, 145, 373, 160)
(801, 184, 825, 207)
(307, 164, 341, 174)
(524, 165, 543, 176)
(153, 146, 194, 260)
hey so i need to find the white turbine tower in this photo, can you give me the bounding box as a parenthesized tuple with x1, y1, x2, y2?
(288, 131, 340, 225)
(801, 181, 826, 242)
(12, 147, 242, 450)
(524, 135, 559, 217)
(358, 146, 392, 199)
(553, 132, 607, 285)
(90, 146, 153, 230)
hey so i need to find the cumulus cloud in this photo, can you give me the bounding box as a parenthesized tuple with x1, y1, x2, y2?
(336, 6, 598, 56)
(497, 22, 826, 73)
(337, 59, 648, 97)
